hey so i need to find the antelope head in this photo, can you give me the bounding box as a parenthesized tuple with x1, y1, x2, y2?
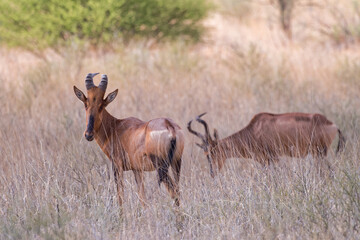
(188, 113, 220, 177)
(73, 73, 118, 141)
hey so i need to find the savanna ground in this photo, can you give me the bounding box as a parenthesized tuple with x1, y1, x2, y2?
(1, 0, 360, 239)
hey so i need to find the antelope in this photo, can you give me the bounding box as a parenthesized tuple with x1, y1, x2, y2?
(73, 73, 184, 207)
(188, 112, 346, 177)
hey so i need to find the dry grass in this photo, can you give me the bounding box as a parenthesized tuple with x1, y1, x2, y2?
(1, 2, 360, 239)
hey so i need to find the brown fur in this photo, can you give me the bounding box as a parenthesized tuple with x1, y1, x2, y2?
(188, 112, 345, 177)
(74, 81, 184, 207)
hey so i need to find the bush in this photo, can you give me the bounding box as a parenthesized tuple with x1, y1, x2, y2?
(0, 0, 210, 51)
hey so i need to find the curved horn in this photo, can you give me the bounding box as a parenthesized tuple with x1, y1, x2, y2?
(196, 112, 212, 142)
(188, 113, 215, 177)
(187, 119, 207, 143)
(85, 72, 99, 90)
(98, 74, 108, 92)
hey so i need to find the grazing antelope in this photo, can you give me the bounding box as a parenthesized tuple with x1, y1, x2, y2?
(74, 73, 184, 207)
(188, 112, 345, 177)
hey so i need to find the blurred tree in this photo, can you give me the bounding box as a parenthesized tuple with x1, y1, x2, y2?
(0, 0, 211, 52)
(272, 0, 296, 39)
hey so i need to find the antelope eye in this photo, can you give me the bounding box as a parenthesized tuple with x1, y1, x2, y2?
(99, 104, 103, 111)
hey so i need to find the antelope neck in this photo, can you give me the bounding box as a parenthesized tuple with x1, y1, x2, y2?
(94, 109, 117, 147)
(215, 131, 253, 158)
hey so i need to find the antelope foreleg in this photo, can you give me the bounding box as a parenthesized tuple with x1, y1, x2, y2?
(112, 161, 124, 207)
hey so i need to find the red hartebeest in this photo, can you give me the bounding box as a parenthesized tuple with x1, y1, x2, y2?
(74, 73, 184, 207)
(188, 112, 345, 177)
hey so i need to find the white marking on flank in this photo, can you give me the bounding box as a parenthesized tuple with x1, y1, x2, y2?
(149, 130, 172, 138)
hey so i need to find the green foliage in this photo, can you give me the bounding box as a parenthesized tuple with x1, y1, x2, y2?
(0, 0, 210, 50)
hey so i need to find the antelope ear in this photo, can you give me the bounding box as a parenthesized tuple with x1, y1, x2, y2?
(73, 86, 86, 102)
(104, 89, 118, 106)
(214, 129, 219, 141)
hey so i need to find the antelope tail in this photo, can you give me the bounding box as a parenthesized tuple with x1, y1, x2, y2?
(165, 119, 177, 167)
(157, 120, 177, 185)
(336, 129, 346, 154)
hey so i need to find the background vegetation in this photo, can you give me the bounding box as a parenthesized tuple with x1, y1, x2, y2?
(0, 0, 210, 52)
(0, 0, 360, 239)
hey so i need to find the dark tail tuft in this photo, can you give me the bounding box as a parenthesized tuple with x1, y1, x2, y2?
(336, 129, 346, 154)
(158, 138, 177, 185)
(168, 138, 177, 165)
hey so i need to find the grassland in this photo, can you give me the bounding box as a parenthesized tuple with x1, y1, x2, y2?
(1, 1, 360, 239)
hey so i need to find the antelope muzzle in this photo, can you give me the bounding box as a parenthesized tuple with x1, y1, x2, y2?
(85, 115, 95, 141)
(206, 154, 216, 178)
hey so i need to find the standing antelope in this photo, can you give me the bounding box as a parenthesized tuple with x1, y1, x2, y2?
(188, 112, 345, 177)
(74, 73, 184, 207)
